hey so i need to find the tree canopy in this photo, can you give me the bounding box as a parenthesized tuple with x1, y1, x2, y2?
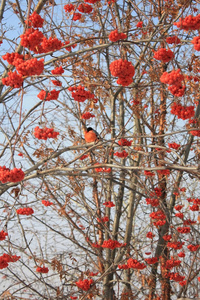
(0, 0, 200, 299)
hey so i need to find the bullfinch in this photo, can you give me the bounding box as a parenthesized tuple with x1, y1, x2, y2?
(84, 127, 100, 143)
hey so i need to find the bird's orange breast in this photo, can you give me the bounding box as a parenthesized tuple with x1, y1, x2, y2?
(84, 131, 98, 143)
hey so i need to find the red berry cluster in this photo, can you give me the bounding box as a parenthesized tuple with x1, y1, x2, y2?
(51, 66, 64, 75)
(5, 254, 20, 263)
(163, 234, 172, 241)
(21, 29, 63, 54)
(168, 85, 186, 97)
(36, 266, 49, 273)
(16, 208, 34, 215)
(109, 29, 127, 42)
(78, 3, 93, 13)
(189, 204, 199, 211)
(175, 212, 184, 219)
(25, 11, 44, 28)
(150, 210, 166, 220)
(2, 71, 23, 88)
(131, 99, 140, 105)
(145, 257, 158, 264)
(94, 164, 111, 173)
(179, 280, 187, 286)
(144, 170, 155, 176)
(64, 2, 94, 21)
(103, 201, 115, 207)
(0, 253, 20, 270)
(170, 102, 195, 120)
(51, 80, 62, 86)
(68, 86, 97, 102)
(178, 252, 185, 257)
(64, 4, 75, 13)
(10, 168, 25, 182)
(2, 56, 44, 87)
(153, 48, 174, 63)
(110, 59, 135, 86)
(15, 58, 44, 76)
(146, 198, 159, 207)
(2, 52, 24, 65)
(152, 187, 162, 197)
(0, 166, 25, 183)
(79, 154, 89, 160)
(166, 36, 181, 44)
(41, 37, 63, 53)
(118, 138, 132, 146)
(127, 258, 146, 269)
(187, 244, 199, 252)
(20, 28, 44, 51)
(0, 230, 8, 241)
(118, 264, 129, 269)
(186, 75, 200, 82)
(97, 216, 109, 223)
(117, 77, 133, 86)
(114, 150, 128, 158)
(174, 205, 183, 211)
(42, 200, 53, 206)
(160, 69, 184, 85)
(168, 142, 180, 150)
(81, 112, 95, 119)
(34, 126, 59, 140)
(191, 36, 200, 51)
(37, 90, 60, 101)
(149, 209, 166, 227)
(177, 226, 190, 234)
(101, 239, 126, 249)
(165, 272, 185, 283)
(75, 279, 93, 291)
(72, 13, 82, 21)
(146, 232, 155, 239)
(174, 14, 200, 31)
(183, 218, 196, 225)
(187, 197, 200, 204)
(167, 241, 184, 250)
(190, 130, 200, 137)
(154, 220, 166, 227)
(91, 242, 101, 248)
(84, 0, 100, 3)
(136, 21, 143, 28)
(160, 69, 185, 97)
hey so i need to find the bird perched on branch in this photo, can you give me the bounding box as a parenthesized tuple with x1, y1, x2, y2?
(84, 127, 100, 143)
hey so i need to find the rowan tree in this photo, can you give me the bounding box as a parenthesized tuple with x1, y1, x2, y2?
(0, 0, 200, 299)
